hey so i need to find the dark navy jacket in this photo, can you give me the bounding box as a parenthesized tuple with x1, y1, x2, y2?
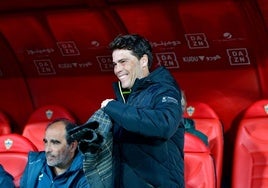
(20, 151, 89, 188)
(104, 66, 184, 188)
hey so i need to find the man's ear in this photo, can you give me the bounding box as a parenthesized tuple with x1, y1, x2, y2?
(140, 54, 149, 68)
(70, 140, 78, 152)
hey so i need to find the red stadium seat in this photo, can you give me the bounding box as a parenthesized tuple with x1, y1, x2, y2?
(0, 111, 12, 135)
(232, 99, 268, 188)
(0, 133, 38, 187)
(184, 132, 216, 188)
(22, 104, 75, 151)
(184, 102, 224, 188)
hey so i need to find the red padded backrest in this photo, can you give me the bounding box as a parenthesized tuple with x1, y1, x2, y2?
(184, 102, 219, 119)
(22, 104, 75, 151)
(0, 133, 37, 152)
(0, 133, 38, 187)
(242, 99, 268, 118)
(184, 132, 216, 188)
(0, 154, 28, 187)
(0, 111, 12, 135)
(184, 102, 223, 188)
(232, 99, 268, 188)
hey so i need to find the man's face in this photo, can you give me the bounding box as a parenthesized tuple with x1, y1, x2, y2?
(112, 49, 147, 89)
(44, 122, 74, 169)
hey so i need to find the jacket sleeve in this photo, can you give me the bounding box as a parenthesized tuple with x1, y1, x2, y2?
(104, 88, 182, 139)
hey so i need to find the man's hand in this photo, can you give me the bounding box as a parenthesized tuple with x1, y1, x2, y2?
(101, 99, 114, 108)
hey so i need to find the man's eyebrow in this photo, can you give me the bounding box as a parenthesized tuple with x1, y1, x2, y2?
(50, 139, 61, 144)
(113, 58, 126, 65)
(118, 58, 127, 63)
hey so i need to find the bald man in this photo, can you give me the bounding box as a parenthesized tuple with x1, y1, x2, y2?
(20, 118, 90, 188)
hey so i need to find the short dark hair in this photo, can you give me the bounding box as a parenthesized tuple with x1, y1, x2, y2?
(47, 118, 77, 145)
(109, 34, 153, 68)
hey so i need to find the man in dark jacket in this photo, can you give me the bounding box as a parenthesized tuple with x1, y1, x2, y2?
(101, 34, 184, 188)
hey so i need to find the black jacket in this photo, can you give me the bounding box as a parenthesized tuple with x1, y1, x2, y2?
(104, 66, 184, 188)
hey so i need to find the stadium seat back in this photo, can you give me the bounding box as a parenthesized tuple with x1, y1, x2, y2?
(0, 133, 38, 187)
(22, 104, 75, 151)
(184, 132, 216, 188)
(184, 102, 224, 188)
(0, 133, 37, 152)
(232, 99, 268, 188)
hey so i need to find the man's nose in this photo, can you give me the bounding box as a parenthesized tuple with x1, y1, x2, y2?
(45, 143, 52, 152)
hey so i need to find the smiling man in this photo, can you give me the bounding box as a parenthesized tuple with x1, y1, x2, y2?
(101, 34, 185, 188)
(20, 118, 90, 188)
